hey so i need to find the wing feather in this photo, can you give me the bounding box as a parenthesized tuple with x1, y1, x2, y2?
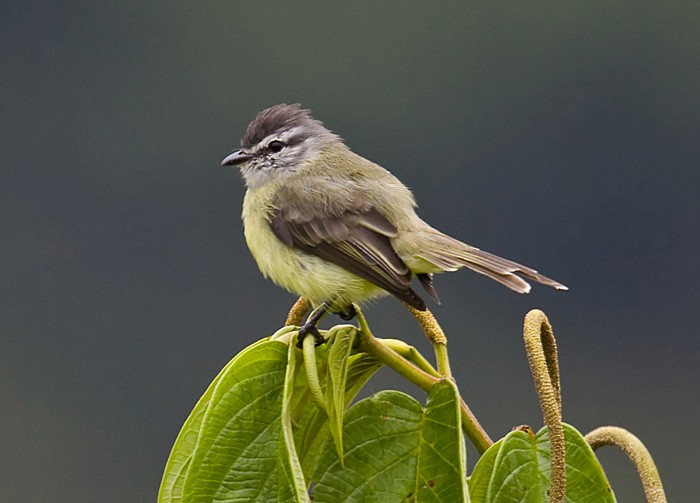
(269, 196, 426, 310)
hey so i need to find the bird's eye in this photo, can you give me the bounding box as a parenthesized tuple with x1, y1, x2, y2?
(267, 140, 286, 153)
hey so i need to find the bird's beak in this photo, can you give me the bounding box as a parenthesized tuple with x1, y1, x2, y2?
(221, 150, 254, 166)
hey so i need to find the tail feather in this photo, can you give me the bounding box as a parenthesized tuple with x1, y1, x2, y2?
(416, 233, 568, 294)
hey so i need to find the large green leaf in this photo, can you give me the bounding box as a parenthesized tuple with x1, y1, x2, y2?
(160, 339, 292, 502)
(469, 423, 615, 503)
(312, 390, 423, 502)
(312, 384, 468, 502)
(158, 338, 269, 502)
(160, 331, 385, 503)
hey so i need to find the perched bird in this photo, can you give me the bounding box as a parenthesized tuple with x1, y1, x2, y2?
(222, 104, 566, 343)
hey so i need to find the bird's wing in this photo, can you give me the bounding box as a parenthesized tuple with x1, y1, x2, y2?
(269, 190, 426, 310)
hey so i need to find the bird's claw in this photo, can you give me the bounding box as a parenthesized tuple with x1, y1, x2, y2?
(336, 305, 357, 321)
(296, 324, 325, 348)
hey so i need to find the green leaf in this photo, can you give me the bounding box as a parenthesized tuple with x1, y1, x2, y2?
(158, 338, 269, 502)
(312, 391, 423, 502)
(325, 325, 357, 462)
(415, 379, 469, 502)
(469, 423, 616, 503)
(312, 384, 469, 502)
(166, 339, 291, 502)
(466, 439, 502, 503)
(344, 352, 383, 400)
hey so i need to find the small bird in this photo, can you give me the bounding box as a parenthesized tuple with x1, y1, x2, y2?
(222, 104, 566, 344)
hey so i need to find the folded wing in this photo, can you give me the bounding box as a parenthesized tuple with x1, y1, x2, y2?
(269, 197, 427, 310)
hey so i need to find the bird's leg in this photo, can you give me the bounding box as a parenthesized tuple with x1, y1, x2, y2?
(297, 302, 330, 348)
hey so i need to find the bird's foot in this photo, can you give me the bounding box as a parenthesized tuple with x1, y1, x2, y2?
(296, 322, 325, 348)
(336, 304, 357, 321)
(296, 302, 331, 348)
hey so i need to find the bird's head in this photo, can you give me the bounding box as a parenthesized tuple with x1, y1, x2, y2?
(221, 104, 339, 189)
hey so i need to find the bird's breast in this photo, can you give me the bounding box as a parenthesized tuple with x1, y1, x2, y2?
(241, 187, 291, 280)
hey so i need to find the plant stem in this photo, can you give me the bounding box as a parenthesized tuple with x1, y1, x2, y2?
(381, 339, 441, 377)
(355, 307, 493, 453)
(458, 399, 492, 454)
(432, 342, 453, 378)
(360, 328, 437, 390)
(302, 334, 327, 414)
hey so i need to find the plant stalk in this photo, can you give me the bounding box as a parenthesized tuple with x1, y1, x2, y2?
(356, 308, 492, 453)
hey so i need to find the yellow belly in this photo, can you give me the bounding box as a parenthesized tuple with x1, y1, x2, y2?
(241, 188, 388, 309)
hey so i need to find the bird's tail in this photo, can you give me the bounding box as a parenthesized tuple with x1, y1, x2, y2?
(414, 231, 567, 294)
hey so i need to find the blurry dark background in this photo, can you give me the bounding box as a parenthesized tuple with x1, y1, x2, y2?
(2, 2, 698, 501)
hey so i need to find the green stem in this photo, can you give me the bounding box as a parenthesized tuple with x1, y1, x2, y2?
(381, 338, 441, 377)
(458, 399, 492, 454)
(302, 334, 327, 414)
(361, 330, 437, 390)
(355, 307, 492, 453)
(433, 342, 453, 378)
(400, 303, 452, 377)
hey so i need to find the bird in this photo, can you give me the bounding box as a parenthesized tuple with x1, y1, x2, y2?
(222, 104, 566, 344)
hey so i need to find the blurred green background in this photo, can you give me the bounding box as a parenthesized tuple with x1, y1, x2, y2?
(2, 2, 698, 501)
